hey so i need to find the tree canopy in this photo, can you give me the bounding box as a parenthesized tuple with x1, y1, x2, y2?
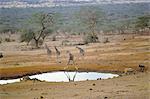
(21, 12, 58, 48)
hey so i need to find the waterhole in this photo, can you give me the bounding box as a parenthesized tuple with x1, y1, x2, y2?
(0, 71, 119, 85)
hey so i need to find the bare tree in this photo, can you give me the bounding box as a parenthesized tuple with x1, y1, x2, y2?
(32, 13, 54, 48)
(78, 7, 105, 43)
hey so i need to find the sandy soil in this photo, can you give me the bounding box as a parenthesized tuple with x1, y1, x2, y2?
(0, 34, 149, 99)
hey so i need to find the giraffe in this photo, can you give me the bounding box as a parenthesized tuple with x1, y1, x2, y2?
(45, 43, 52, 60)
(76, 46, 85, 56)
(76, 46, 85, 60)
(66, 50, 75, 65)
(64, 51, 78, 75)
(54, 46, 61, 63)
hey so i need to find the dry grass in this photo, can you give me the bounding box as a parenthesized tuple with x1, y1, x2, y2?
(0, 35, 149, 79)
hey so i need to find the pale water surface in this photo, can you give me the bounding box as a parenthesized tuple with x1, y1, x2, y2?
(0, 72, 119, 85)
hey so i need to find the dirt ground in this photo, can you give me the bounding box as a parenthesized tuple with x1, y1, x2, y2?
(0, 34, 150, 99)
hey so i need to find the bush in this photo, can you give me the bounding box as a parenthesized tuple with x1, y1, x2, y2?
(52, 36, 56, 41)
(62, 40, 70, 46)
(103, 38, 109, 43)
(20, 30, 34, 44)
(83, 34, 99, 44)
(5, 38, 11, 42)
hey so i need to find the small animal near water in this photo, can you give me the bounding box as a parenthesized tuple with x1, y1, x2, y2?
(124, 68, 134, 75)
(139, 64, 145, 72)
(0, 53, 3, 58)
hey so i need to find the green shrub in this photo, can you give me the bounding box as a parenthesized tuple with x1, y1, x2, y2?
(20, 31, 34, 44)
(83, 34, 99, 44)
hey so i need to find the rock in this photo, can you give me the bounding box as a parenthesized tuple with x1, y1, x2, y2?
(40, 96, 44, 99)
(20, 76, 31, 81)
(104, 96, 108, 99)
(89, 88, 93, 90)
(0, 53, 3, 58)
(97, 78, 101, 80)
(93, 83, 96, 86)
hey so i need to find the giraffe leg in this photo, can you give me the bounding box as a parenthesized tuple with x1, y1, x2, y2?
(48, 55, 51, 61)
(75, 66, 78, 70)
(64, 65, 69, 70)
(72, 60, 75, 65)
(58, 55, 61, 63)
(67, 59, 71, 65)
(56, 55, 60, 63)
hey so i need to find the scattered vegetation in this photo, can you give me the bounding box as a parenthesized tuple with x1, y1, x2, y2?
(4, 38, 11, 42)
(20, 29, 34, 45)
(83, 33, 99, 44)
(4, 37, 15, 42)
(0, 4, 149, 45)
(135, 15, 150, 33)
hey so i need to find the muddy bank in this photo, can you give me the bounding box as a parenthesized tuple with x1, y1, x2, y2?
(0, 68, 123, 80)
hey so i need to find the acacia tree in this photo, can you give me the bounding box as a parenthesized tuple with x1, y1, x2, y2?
(21, 12, 56, 48)
(78, 7, 105, 43)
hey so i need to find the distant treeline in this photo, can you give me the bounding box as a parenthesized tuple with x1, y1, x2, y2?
(0, 3, 149, 34)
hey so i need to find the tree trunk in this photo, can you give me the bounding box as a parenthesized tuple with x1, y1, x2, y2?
(35, 40, 39, 48)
